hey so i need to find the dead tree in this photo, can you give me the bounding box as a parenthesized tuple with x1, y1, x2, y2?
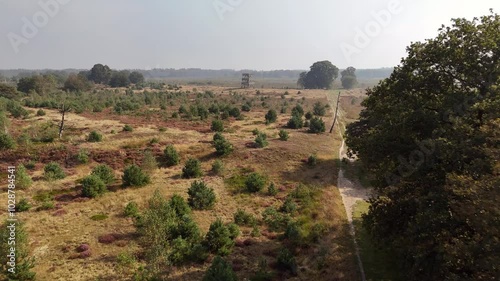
(329, 92, 341, 133)
(59, 103, 72, 139)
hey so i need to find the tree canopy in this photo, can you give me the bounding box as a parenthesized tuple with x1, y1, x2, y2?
(345, 13, 500, 280)
(341, 67, 358, 89)
(89, 64, 112, 84)
(298, 60, 339, 89)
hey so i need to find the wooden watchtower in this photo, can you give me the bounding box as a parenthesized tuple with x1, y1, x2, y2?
(241, 73, 251, 88)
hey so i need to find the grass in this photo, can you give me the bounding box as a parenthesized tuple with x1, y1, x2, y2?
(90, 213, 109, 221)
(353, 201, 404, 281)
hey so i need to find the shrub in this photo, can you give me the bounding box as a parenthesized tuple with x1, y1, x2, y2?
(265, 109, 277, 124)
(16, 164, 32, 189)
(76, 149, 90, 164)
(188, 181, 216, 210)
(44, 162, 66, 180)
(279, 197, 297, 214)
(205, 218, 234, 256)
(241, 103, 251, 112)
(0, 133, 15, 150)
(164, 145, 180, 166)
(277, 247, 297, 275)
(251, 225, 261, 237)
(36, 109, 46, 116)
(307, 154, 318, 166)
(228, 107, 241, 118)
(214, 135, 233, 156)
(122, 165, 150, 187)
(313, 102, 326, 116)
(211, 160, 224, 175)
(182, 158, 202, 178)
(287, 115, 303, 129)
(245, 172, 266, 193)
(16, 198, 32, 212)
(262, 207, 290, 232)
(39, 201, 55, 210)
(278, 130, 289, 141)
(305, 111, 313, 120)
(213, 132, 224, 142)
(252, 128, 260, 136)
(123, 201, 140, 218)
(291, 105, 304, 117)
(141, 150, 158, 174)
(123, 124, 133, 132)
(91, 164, 115, 184)
(24, 160, 35, 170)
(268, 183, 278, 196)
(211, 119, 224, 132)
(87, 131, 103, 142)
(81, 175, 107, 198)
(234, 209, 255, 226)
(227, 223, 240, 240)
(255, 133, 268, 148)
(202, 256, 237, 281)
(169, 194, 191, 217)
(308, 117, 326, 133)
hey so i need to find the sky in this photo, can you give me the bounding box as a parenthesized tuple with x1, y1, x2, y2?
(0, 0, 498, 70)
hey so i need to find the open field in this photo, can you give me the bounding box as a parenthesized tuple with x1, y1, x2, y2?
(0, 85, 368, 280)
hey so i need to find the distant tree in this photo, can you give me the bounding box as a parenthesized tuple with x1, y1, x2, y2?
(204, 219, 235, 256)
(0, 83, 18, 99)
(297, 71, 308, 88)
(265, 109, 277, 124)
(64, 73, 92, 92)
(301, 61, 339, 89)
(89, 64, 112, 84)
(129, 71, 145, 84)
(341, 67, 358, 89)
(109, 70, 131, 87)
(17, 75, 56, 94)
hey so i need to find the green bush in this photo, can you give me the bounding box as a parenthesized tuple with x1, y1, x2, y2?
(169, 194, 191, 217)
(205, 218, 234, 256)
(313, 102, 326, 116)
(241, 103, 251, 112)
(81, 175, 107, 198)
(291, 105, 304, 117)
(24, 160, 35, 170)
(254, 133, 268, 148)
(228, 107, 241, 118)
(36, 109, 46, 116)
(123, 201, 140, 218)
(265, 109, 277, 124)
(262, 207, 290, 232)
(164, 145, 180, 166)
(123, 124, 133, 132)
(277, 247, 297, 275)
(307, 154, 318, 166)
(188, 181, 216, 210)
(250, 258, 272, 281)
(245, 172, 266, 193)
(0, 133, 15, 150)
(278, 130, 289, 141)
(122, 165, 150, 187)
(202, 256, 237, 281)
(211, 119, 224, 132)
(305, 111, 313, 120)
(234, 209, 255, 226)
(279, 197, 297, 214)
(87, 131, 103, 142)
(287, 115, 303, 129)
(214, 135, 233, 156)
(308, 117, 326, 133)
(268, 183, 278, 196)
(141, 150, 158, 174)
(44, 162, 66, 181)
(211, 160, 224, 175)
(16, 164, 32, 189)
(16, 198, 32, 212)
(91, 164, 115, 184)
(227, 223, 240, 240)
(76, 149, 90, 164)
(182, 158, 202, 178)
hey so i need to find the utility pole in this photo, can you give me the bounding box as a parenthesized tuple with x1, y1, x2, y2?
(329, 92, 341, 133)
(59, 103, 72, 139)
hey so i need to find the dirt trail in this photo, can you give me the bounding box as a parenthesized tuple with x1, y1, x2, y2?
(327, 92, 369, 281)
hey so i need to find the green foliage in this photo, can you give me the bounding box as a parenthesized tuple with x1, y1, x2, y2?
(262, 207, 290, 232)
(16, 198, 32, 212)
(90, 213, 108, 221)
(341, 67, 358, 89)
(287, 115, 303, 129)
(123, 201, 140, 218)
(241, 103, 251, 112)
(250, 258, 273, 281)
(109, 70, 131, 88)
(169, 194, 191, 217)
(91, 164, 115, 184)
(313, 102, 327, 116)
(64, 73, 92, 92)
(278, 130, 289, 141)
(211, 119, 224, 132)
(213, 134, 233, 156)
(279, 197, 297, 214)
(0, 221, 36, 280)
(122, 165, 150, 187)
(204, 218, 235, 256)
(233, 209, 255, 226)
(15, 164, 32, 190)
(43, 162, 66, 181)
(0, 133, 15, 150)
(182, 158, 202, 178)
(254, 133, 268, 148)
(345, 13, 500, 280)
(38, 201, 55, 211)
(245, 172, 266, 193)
(228, 107, 241, 118)
(36, 108, 46, 116)
(307, 154, 318, 166)
(76, 148, 90, 164)
(298, 60, 339, 89)
(89, 64, 112, 84)
(129, 71, 145, 84)
(81, 175, 107, 198)
(123, 124, 134, 132)
(187, 181, 216, 210)
(211, 160, 224, 175)
(268, 183, 278, 196)
(164, 145, 180, 166)
(141, 150, 158, 174)
(305, 111, 313, 120)
(202, 256, 238, 281)
(87, 130, 103, 142)
(291, 105, 304, 117)
(277, 247, 298, 275)
(308, 117, 326, 133)
(265, 109, 277, 124)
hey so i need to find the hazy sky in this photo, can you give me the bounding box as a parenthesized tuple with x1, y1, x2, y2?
(1, 0, 498, 70)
